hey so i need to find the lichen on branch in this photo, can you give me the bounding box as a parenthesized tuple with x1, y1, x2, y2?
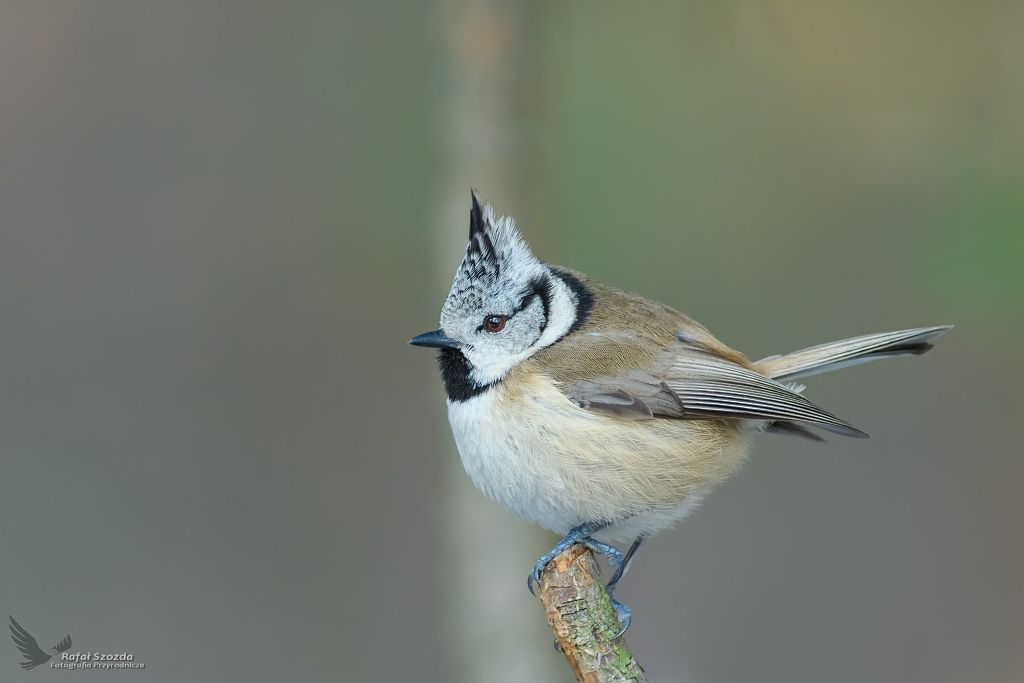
(538, 544, 648, 683)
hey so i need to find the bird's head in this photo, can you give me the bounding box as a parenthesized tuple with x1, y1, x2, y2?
(409, 193, 586, 394)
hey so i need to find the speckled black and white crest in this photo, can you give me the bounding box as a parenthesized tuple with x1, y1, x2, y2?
(435, 193, 586, 392)
(440, 193, 548, 328)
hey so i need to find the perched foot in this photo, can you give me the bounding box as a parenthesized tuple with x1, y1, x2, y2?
(527, 523, 638, 638)
(528, 521, 610, 596)
(604, 535, 645, 638)
(528, 534, 579, 597)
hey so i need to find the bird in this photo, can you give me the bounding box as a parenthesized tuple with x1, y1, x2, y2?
(410, 192, 950, 636)
(9, 616, 72, 670)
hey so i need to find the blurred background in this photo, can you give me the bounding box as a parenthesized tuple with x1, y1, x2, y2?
(0, 1, 1021, 681)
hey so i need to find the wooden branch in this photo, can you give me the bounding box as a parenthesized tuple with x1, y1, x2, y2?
(538, 544, 648, 683)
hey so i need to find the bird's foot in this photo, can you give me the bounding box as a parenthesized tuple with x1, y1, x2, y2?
(568, 537, 635, 637)
(527, 522, 611, 596)
(604, 535, 645, 639)
(528, 536, 576, 597)
(528, 523, 637, 638)
(585, 536, 632, 639)
(528, 528, 593, 593)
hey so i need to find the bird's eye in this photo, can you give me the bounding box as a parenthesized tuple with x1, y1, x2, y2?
(484, 315, 506, 332)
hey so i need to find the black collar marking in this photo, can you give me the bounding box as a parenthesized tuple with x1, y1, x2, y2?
(549, 267, 594, 335)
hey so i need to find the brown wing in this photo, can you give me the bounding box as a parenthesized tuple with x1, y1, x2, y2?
(559, 371, 684, 419)
(539, 274, 864, 437)
(533, 270, 750, 385)
(663, 344, 866, 437)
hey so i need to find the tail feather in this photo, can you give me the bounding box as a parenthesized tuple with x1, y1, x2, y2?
(755, 326, 952, 382)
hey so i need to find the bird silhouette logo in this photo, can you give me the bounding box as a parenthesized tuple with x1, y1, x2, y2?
(9, 616, 72, 670)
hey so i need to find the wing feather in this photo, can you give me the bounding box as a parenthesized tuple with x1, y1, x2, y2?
(561, 373, 683, 420)
(547, 281, 945, 439)
(755, 326, 951, 381)
(666, 351, 867, 437)
(562, 344, 865, 437)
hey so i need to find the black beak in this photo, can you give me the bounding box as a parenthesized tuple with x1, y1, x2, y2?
(408, 329, 460, 349)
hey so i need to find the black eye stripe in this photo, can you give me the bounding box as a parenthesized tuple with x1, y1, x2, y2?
(516, 292, 537, 311)
(521, 276, 551, 336)
(471, 277, 552, 334)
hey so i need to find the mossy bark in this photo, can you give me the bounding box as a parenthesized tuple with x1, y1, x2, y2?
(538, 544, 648, 683)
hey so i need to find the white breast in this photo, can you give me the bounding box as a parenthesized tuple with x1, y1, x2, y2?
(447, 388, 571, 531)
(446, 371, 751, 542)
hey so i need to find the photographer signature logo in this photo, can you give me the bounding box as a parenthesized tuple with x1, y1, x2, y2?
(8, 617, 71, 670)
(9, 616, 145, 671)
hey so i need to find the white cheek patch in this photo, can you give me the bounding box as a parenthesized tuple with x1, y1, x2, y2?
(465, 275, 577, 386)
(534, 277, 576, 349)
(464, 346, 518, 386)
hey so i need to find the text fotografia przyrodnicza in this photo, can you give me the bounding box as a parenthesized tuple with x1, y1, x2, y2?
(51, 652, 145, 670)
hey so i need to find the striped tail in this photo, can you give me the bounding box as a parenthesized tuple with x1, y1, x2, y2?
(755, 326, 952, 382)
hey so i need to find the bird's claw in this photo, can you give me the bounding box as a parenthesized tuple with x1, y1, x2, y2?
(528, 523, 603, 596)
(610, 597, 632, 639)
(527, 559, 547, 597)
